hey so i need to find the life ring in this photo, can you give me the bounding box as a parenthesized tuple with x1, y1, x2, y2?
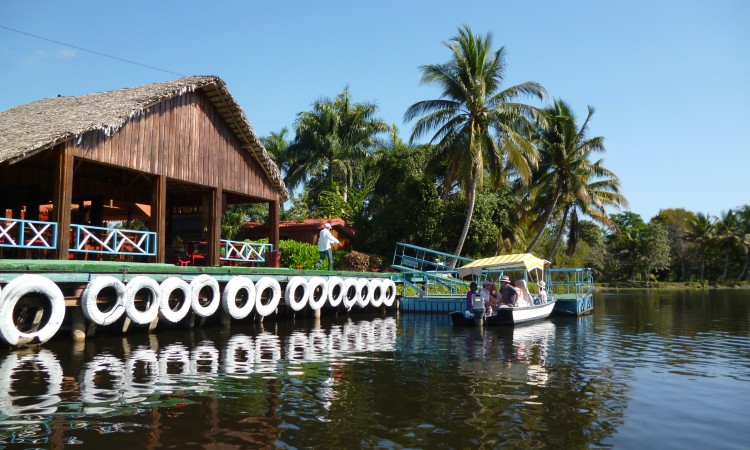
(341, 277, 359, 308)
(0, 274, 66, 346)
(307, 276, 328, 311)
(369, 279, 384, 308)
(284, 276, 309, 312)
(382, 279, 397, 307)
(81, 275, 126, 327)
(124, 276, 161, 325)
(356, 278, 371, 308)
(0, 350, 63, 415)
(190, 275, 220, 317)
(254, 277, 281, 317)
(221, 276, 256, 320)
(326, 276, 345, 307)
(159, 277, 192, 323)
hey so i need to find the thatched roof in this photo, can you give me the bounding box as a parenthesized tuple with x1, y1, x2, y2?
(0, 75, 288, 200)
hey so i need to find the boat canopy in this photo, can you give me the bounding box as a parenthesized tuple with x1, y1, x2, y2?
(456, 253, 550, 278)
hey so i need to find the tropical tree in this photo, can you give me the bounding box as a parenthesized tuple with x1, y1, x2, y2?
(734, 205, 750, 280)
(261, 127, 290, 174)
(283, 88, 388, 208)
(687, 212, 717, 285)
(404, 25, 546, 263)
(524, 99, 627, 260)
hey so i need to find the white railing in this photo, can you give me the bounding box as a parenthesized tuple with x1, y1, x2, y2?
(0, 218, 58, 249)
(220, 239, 272, 263)
(70, 224, 156, 256)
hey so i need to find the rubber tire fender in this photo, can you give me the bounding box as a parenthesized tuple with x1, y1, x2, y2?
(190, 274, 221, 317)
(221, 276, 256, 320)
(355, 278, 371, 309)
(124, 276, 162, 325)
(254, 277, 281, 317)
(326, 276, 345, 307)
(284, 276, 309, 312)
(159, 277, 192, 323)
(81, 275, 126, 326)
(0, 275, 66, 346)
(368, 279, 384, 308)
(341, 277, 359, 308)
(382, 279, 397, 307)
(307, 276, 328, 311)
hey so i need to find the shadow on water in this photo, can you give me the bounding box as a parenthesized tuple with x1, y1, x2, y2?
(0, 291, 749, 448)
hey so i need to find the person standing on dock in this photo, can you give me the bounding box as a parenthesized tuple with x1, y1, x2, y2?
(314, 222, 340, 270)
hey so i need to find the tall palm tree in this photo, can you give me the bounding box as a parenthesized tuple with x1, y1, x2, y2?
(687, 212, 717, 284)
(283, 87, 388, 203)
(404, 25, 546, 262)
(734, 205, 750, 280)
(261, 127, 290, 175)
(524, 99, 627, 259)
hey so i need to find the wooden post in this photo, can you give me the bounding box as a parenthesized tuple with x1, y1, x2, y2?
(269, 198, 280, 251)
(151, 175, 167, 263)
(52, 145, 73, 260)
(207, 187, 222, 266)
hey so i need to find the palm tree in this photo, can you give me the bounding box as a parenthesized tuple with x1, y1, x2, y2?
(283, 88, 387, 204)
(734, 205, 750, 280)
(687, 212, 717, 285)
(404, 25, 546, 263)
(525, 99, 628, 258)
(261, 127, 290, 175)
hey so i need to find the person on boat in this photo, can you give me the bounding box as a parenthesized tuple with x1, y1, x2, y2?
(538, 280, 548, 303)
(480, 280, 498, 313)
(515, 279, 533, 307)
(314, 222, 340, 270)
(499, 275, 518, 307)
(466, 282, 480, 310)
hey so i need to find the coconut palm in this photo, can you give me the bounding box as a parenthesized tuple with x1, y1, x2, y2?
(283, 87, 388, 203)
(524, 99, 628, 259)
(734, 205, 750, 280)
(404, 25, 546, 262)
(261, 127, 290, 175)
(687, 212, 717, 284)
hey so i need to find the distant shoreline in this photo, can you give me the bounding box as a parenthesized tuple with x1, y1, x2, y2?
(596, 282, 750, 291)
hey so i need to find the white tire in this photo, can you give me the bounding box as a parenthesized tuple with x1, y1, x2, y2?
(284, 276, 309, 312)
(382, 279, 397, 307)
(159, 277, 192, 323)
(369, 279, 384, 308)
(342, 277, 359, 308)
(81, 275, 126, 326)
(0, 275, 65, 346)
(326, 276, 345, 307)
(222, 276, 256, 320)
(356, 278, 371, 308)
(255, 277, 281, 317)
(190, 275, 220, 317)
(307, 276, 328, 311)
(124, 276, 161, 325)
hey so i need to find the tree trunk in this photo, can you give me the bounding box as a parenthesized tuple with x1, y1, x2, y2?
(526, 189, 561, 253)
(721, 250, 729, 281)
(546, 205, 570, 262)
(450, 176, 477, 268)
(737, 249, 749, 281)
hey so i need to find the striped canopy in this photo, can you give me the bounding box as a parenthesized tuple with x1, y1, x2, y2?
(456, 253, 550, 278)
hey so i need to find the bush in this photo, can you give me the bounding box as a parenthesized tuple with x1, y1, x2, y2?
(278, 240, 319, 269)
(342, 250, 382, 272)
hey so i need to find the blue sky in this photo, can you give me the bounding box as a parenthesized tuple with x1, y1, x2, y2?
(1, 0, 748, 221)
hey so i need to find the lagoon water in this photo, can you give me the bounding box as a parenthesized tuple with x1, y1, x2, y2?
(0, 290, 748, 449)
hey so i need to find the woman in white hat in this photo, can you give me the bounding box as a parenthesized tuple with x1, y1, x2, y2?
(538, 280, 547, 303)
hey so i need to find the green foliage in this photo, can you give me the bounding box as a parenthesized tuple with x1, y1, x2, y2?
(342, 250, 382, 272)
(278, 239, 319, 269)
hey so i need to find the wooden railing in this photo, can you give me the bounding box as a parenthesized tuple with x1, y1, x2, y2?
(0, 218, 58, 250)
(70, 224, 156, 256)
(220, 239, 272, 264)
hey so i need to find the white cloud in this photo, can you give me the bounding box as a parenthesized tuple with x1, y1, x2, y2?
(23, 47, 76, 65)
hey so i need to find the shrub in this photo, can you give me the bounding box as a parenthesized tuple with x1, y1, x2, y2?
(278, 240, 319, 269)
(342, 250, 382, 272)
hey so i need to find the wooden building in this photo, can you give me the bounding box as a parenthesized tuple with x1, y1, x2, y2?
(0, 76, 287, 265)
(241, 218, 356, 250)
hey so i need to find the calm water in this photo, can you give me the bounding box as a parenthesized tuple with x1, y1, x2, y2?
(0, 290, 748, 449)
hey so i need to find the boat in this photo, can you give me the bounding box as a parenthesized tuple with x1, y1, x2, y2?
(449, 253, 556, 326)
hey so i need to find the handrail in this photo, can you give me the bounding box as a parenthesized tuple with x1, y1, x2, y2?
(220, 239, 272, 263)
(0, 218, 58, 249)
(392, 242, 473, 272)
(70, 224, 156, 256)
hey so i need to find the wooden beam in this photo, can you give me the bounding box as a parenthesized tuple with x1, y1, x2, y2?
(207, 187, 222, 266)
(152, 175, 167, 263)
(269, 198, 280, 251)
(53, 145, 73, 260)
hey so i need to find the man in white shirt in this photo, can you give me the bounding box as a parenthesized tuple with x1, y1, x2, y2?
(314, 222, 340, 270)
